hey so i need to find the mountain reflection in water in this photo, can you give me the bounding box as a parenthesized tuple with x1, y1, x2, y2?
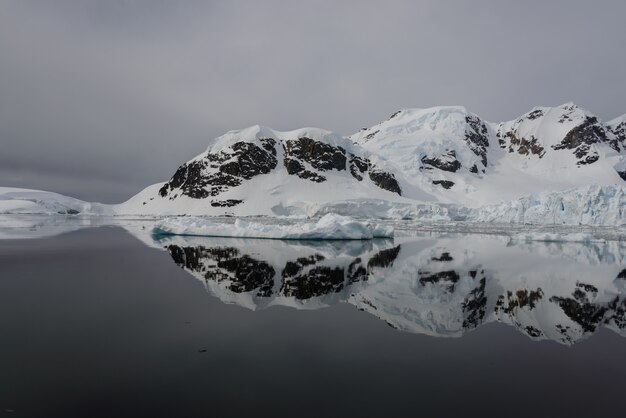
(155, 234, 626, 345)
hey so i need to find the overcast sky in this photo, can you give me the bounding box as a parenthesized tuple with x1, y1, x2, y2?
(1, 0, 625, 203)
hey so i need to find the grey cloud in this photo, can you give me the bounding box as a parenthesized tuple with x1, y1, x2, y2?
(1, 0, 625, 202)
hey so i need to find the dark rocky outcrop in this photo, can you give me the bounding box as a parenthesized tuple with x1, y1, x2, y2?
(526, 109, 544, 120)
(283, 157, 327, 182)
(281, 137, 401, 195)
(389, 110, 402, 119)
(159, 141, 277, 199)
(552, 116, 608, 165)
(464, 115, 490, 167)
(364, 130, 380, 140)
(609, 120, 626, 152)
(421, 150, 462, 172)
(369, 170, 402, 195)
(504, 132, 545, 157)
(349, 155, 369, 181)
(432, 180, 454, 189)
(284, 137, 347, 172)
(210, 199, 243, 207)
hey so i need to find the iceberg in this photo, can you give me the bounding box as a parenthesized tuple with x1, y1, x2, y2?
(152, 214, 394, 240)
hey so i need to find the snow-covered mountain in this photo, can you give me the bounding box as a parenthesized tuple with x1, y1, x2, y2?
(155, 233, 626, 345)
(116, 125, 425, 216)
(112, 102, 626, 221)
(351, 103, 626, 206)
(2, 102, 626, 225)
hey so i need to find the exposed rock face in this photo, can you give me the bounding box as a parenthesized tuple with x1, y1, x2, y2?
(368, 170, 402, 195)
(609, 119, 626, 151)
(432, 180, 454, 189)
(495, 109, 551, 158)
(551, 116, 608, 165)
(501, 132, 546, 157)
(159, 141, 278, 199)
(156, 130, 402, 205)
(464, 115, 490, 167)
(526, 109, 544, 120)
(421, 150, 462, 172)
(282, 136, 346, 183)
(282, 136, 402, 195)
(284, 137, 347, 173)
(349, 155, 369, 181)
(210, 199, 242, 207)
(497, 107, 617, 167)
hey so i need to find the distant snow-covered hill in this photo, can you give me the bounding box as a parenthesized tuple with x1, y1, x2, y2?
(0, 187, 110, 215)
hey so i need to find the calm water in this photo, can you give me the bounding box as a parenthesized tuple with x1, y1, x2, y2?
(1, 225, 626, 418)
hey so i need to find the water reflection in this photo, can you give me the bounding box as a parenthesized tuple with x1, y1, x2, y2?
(154, 234, 626, 345)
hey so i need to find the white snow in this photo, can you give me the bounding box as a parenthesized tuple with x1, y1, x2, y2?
(152, 213, 394, 240)
(0, 187, 111, 215)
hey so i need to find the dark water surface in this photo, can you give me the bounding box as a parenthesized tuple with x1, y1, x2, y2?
(1, 227, 626, 418)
